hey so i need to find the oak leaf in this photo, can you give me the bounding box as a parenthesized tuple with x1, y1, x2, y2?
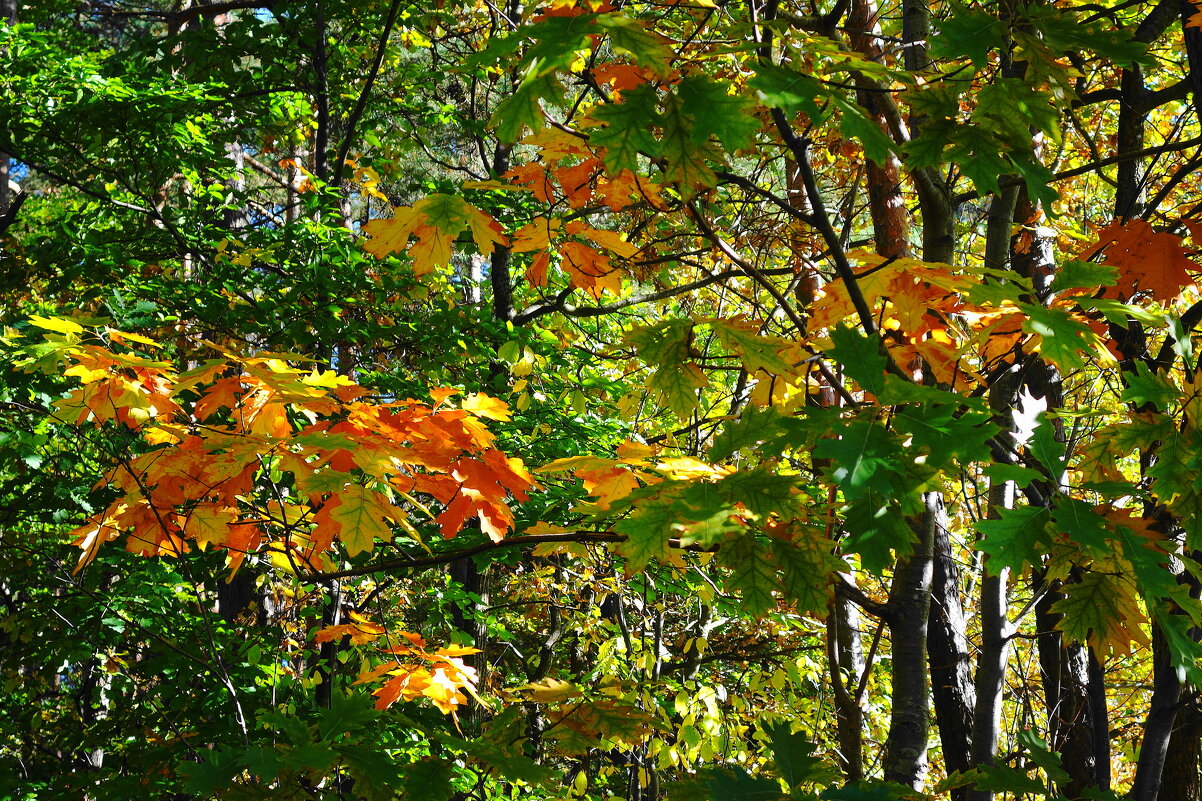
(313, 485, 402, 557)
(1089, 219, 1195, 301)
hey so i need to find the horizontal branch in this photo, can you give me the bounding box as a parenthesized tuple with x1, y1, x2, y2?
(512, 265, 794, 324)
(301, 532, 624, 582)
(955, 134, 1202, 205)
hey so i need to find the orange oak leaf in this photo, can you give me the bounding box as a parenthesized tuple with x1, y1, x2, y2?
(559, 240, 623, 298)
(511, 216, 560, 254)
(1088, 219, 1196, 301)
(565, 220, 642, 259)
(183, 503, 238, 549)
(1188, 0, 1202, 28)
(503, 162, 558, 202)
(555, 160, 597, 208)
(595, 169, 665, 211)
(315, 612, 387, 645)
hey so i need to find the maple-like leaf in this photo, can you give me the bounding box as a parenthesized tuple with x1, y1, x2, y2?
(720, 534, 778, 615)
(768, 527, 840, 617)
(625, 319, 707, 419)
(564, 220, 642, 259)
(659, 95, 721, 193)
(313, 484, 401, 557)
(461, 393, 513, 421)
(183, 503, 237, 549)
(1051, 570, 1150, 656)
(361, 194, 509, 271)
(510, 216, 560, 254)
(555, 159, 596, 207)
(676, 75, 761, 151)
(315, 614, 387, 645)
(69, 509, 124, 573)
(559, 240, 623, 298)
(1088, 219, 1196, 301)
(595, 14, 673, 73)
(589, 83, 662, 174)
(493, 72, 565, 142)
(576, 465, 641, 510)
(544, 698, 655, 753)
(708, 316, 797, 377)
(614, 495, 681, 572)
(1019, 303, 1112, 372)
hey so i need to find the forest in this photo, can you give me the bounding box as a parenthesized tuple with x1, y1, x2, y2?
(3, 0, 1202, 798)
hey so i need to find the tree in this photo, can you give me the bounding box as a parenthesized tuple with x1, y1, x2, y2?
(3, 0, 1202, 799)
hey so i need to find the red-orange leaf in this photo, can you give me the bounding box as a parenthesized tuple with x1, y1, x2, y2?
(1089, 219, 1196, 301)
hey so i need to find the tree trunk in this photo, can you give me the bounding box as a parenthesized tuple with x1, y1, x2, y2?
(828, 591, 865, 781)
(1161, 687, 1202, 800)
(883, 492, 939, 788)
(927, 520, 975, 790)
(848, 0, 910, 261)
(1132, 623, 1185, 801)
(1035, 577, 1108, 799)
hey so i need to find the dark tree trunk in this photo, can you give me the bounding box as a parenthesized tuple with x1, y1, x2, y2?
(1114, 65, 1146, 220)
(927, 521, 975, 790)
(314, 579, 341, 709)
(883, 492, 939, 788)
(1132, 623, 1185, 801)
(217, 568, 260, 624)
(1035, 577, 1108, 799)
(1114, 0, 1181, 218)
(1161, 688, 1202, 800)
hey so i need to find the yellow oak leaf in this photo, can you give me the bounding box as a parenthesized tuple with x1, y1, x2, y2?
(313, 484, 401, 557)
(183, 503, 237, 549)
(576, 466, 640, 509)
(462, 392, 513, 421)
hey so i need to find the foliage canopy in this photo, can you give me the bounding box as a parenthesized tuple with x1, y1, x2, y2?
(4, 0, 1202, 799)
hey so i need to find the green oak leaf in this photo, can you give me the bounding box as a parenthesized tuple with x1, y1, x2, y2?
(720, 534, 777, 615)
(1049, 260, 1118, 293)
(714, 465, 797, 517)
(931, 4, 1004, 66)
(1051, 570, 1149, 656)
(676, 75, 761, 151)
(590, 83, 662, 173)
(975, 506, 1051, 573)
(761, 721, 840, 788)
(1019, 303, 1101, 372)
(660, 94, 721, 193)
(493, 72, 564, 142)
(709, 406, 786, 462)
(1051, 497, 1112, 557)
(1120, 362, 1179, 410)
(827, 324, 887, 397)
(769, 531, 841, 616)
(614, 495, 681, 572)
(707, 316, 797, 376)
(842, 493, 915, 574)
(749, 63, 824, 116)
(596, 13, 673, 71)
